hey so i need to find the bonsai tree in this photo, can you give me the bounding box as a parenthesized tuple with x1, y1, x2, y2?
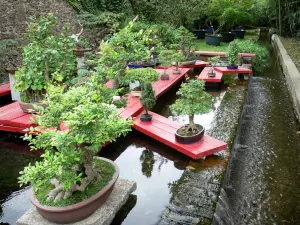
(227, 41, 240, 68)
(18, 83, 132, 204)
(177, 26, 197, 61)
(123, 67, 159, 87)
(140, 83, 156, 122)
(98, 20, 150, 89)
(170, 79, 211, 135)
(169, 47, 186, 74)
(14, 14, 76, 103)
(158, 50, 173, 80)
(208, 56, 221, 76)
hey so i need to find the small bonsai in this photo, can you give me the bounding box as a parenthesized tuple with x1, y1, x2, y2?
(140, 83, 156, 122)
(14, 14, 77, 103)
(18, 83, 132, 205)
(208, 56, 221, 76)
(227, 41, 240, 68)
(170, 49, 186, 74)
(170, 79, 211, 135)
(158, 50, 173, 80)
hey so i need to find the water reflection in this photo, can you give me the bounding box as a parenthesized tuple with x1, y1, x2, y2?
(140, 149, 155, 178)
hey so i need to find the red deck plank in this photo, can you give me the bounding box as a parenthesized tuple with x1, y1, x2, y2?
(215, 66, 252, 74)
(195, 51, 256, 58)
(0, 83, 11, 97)
(133, 111, 227, 159)
(0, 125, 26, 133)
(197, 67, 223, 83)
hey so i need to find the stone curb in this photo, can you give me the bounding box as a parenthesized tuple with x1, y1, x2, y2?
(272, 34, 300, 121)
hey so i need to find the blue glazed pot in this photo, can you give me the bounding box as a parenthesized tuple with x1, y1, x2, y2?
(232, 30, 245, 39)
(192, 29, 206, 39)
(205, 34, 222, 46)
(128, 62, 144, 69)
(227, 65, 239, 69)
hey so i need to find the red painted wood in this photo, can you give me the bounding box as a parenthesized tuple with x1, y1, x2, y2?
(215, 66, 252, 74)
(133, 111, 227, 159)
(239, 53, 256, 57)
(156, 60, 207, 69)
(195, 51, 256, 58)
(197, 67, 223, 83)
(104, 80, 114, 88)
(0, 125, 26, 133)
(0, 83, 11, 97)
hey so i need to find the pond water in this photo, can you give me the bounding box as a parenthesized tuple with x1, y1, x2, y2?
(0, 75, 226, 225)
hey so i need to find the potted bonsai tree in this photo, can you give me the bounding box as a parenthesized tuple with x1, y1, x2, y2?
(98, 20, 150, 89)
(208, 56, 221, 77)
(140, 83, 156, 122)
(172, 50, 186, 74)
(177, 26, 197, 65)
(226, 41, 240, 69)
(18, 83, 132, 224)
(158, 50, 173, 80)
(14, 14, 77, 113)
(123, 67, 159, 97)
(170, 79, 211, 144)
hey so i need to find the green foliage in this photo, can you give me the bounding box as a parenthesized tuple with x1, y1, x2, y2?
(18, 81, 132, 194)
(170, 79, 211, 119)
(158, 50, 174, 67)
(97, 20, 150, 88)
(178, 27, 196, 60)
(140, 149, 155, 178)
(234, 39, 269, 73)
(227, 41, 240, 65)
(14, 14, 76, 103)
(123, 68, 159, 84)
(140, 83, 156, 114)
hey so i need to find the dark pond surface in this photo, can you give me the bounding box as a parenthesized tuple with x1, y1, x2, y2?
(0, 75, 226, 225)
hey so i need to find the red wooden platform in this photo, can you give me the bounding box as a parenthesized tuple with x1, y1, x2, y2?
(195, 51, 256, 58)
(215, 66, 252, 75)
(156, 60, 207, 69)
(0, 82, 11, 97)
(0, 68, 190, 133)
(197, 67, 223, 83)
(133, 111, 227, 159)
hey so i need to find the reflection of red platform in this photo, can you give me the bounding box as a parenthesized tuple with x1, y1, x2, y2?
(133, 111, 227, 159)
(215, 66, 252, 74)
(0, 82, 10, 97)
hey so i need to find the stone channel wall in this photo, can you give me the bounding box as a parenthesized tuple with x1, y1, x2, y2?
(271, 34, 300, 121)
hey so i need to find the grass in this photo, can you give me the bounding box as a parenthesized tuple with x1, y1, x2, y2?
(36, 158, 115, 207)
(280, 37, 300, 72)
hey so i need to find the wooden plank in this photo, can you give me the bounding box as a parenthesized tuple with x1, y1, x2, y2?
(9, 114, 34, 128)
(0, 83, 11, 97)
(195, 51, 256, 58)
(133, 111, 227, 159)
(215, 66, 252, 75)
(197, 67, 223, 83)
(0, 125, 26, 133)
(0, 102, 19, 113)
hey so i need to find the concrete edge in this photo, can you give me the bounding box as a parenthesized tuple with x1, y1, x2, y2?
(271, 34, 300, 121)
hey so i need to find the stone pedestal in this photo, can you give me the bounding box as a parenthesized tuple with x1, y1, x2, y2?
(7, 70, 21, 101)
(17, 179, 136, 225)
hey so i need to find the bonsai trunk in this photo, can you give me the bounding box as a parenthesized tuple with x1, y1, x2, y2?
(46, 147, 101, 202)
(184, 115, 199, 133)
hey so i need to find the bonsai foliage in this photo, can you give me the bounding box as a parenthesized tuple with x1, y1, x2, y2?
(18, 82, 132, 203)
(227, 41, 240, 65)
(97, 20, 150, 89)
(14, 14, 76, 103)
(140, 83, 156, 115)
(158, 50, 173, 74)
(177, 27, 196, 60)
(170, 79, 211, 133)
(123, 67, 159, 85)
(170, 49, 186, 73)
(208, 56, 220, 74)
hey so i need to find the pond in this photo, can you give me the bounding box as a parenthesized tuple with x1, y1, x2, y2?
(0, 77, 226, 225)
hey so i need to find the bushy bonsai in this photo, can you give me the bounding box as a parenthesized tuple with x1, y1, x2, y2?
(123, 67, 159, 85)
(170, 79, 211, 135)
(18, 83, 132, 204)
(140, 83, 156, 121)
(208, 56, 221, 76)
(97, 20, 150, 89)
(14, 14, 77, 103)
(227, 40, 240, 66)
(177, 26, 196, 61)
(158, 50, 173, 79)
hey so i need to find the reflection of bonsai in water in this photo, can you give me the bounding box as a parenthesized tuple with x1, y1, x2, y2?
(140, 149, 155, 178)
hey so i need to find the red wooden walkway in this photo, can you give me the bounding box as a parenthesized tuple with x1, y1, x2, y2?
(133, 111, 227, 159)
(198, 66, 252, 83)
(0, 82, 11, 97)
(195, 51, 256, 58)
(0, 68, 189, 133)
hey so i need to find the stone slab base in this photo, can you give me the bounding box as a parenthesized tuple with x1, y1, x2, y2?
(17, 179, 137, 225)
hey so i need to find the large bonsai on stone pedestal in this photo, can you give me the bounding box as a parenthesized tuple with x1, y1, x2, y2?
(18, 83, 132, 223)
(170, 79, 211, 144)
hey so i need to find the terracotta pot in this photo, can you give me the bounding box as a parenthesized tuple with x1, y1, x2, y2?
(6, 68, 17, 75)
(72, 48, 92, 57)
(175, 124, 205, 144)
(173, 69, 181, 74)
(160, 73, 170, 80)
(18, 101, 47, 114)
(131, 90, 142, 97)
(30, 157, 119, 224)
